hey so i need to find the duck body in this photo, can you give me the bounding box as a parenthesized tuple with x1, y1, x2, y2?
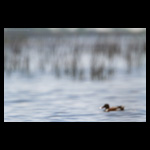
(100, 104, 124, 112)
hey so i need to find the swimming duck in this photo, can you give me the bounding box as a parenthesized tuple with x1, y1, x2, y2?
(99, 104, 124, 112)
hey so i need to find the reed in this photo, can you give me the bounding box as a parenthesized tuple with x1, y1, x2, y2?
(4, 33, 146, 80)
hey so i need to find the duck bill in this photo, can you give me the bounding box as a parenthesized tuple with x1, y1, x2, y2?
(99, 106, 104, 109)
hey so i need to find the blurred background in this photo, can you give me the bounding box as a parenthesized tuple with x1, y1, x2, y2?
(4, 28, 146, 122)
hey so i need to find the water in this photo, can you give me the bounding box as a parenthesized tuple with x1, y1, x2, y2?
(4, 32, 146, 122)
(4, 70, 146, 122)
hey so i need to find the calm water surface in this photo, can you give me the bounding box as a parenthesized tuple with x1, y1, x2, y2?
(4, 71, 146, 122)
(4, 33, 146, 122)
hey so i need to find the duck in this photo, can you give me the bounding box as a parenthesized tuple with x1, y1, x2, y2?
(99, 104, 124, 112)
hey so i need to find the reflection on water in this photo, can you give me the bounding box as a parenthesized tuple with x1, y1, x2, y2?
(4, 31, 146, 122)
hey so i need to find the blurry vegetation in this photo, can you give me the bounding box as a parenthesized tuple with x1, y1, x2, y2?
(4, 29, 146, 81)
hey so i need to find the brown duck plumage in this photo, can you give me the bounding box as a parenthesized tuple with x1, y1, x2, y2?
(100, 104, 124, 112)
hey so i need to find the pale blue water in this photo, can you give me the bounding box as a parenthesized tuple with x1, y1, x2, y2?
(4, 69, 146, 122)
(4, 33, 146, 122)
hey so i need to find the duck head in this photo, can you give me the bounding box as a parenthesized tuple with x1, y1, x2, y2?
(100, 104, 110, 109)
